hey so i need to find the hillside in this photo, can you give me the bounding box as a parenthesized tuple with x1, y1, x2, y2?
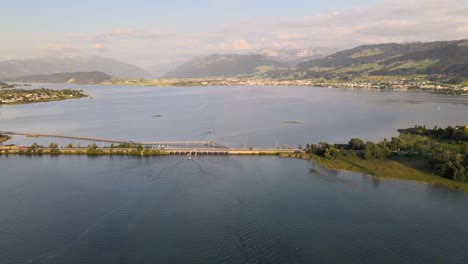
(3, 72, 113, 84)
(0, 56, 150, 78)
(376, 41, 468, 76)
(255, 47, 337, 65)
(144, 61, 185, 78)
(164, 54, 289, 79)
(269, 40, 467, 79)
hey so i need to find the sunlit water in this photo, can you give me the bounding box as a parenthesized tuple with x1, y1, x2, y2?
(0, 84, 466, 147)
(1, 85, 467, 263)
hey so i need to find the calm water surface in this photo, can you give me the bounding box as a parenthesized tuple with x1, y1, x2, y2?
(1, 85, 468, 263)
(0, 84, 466, 147)
(1, 155, 468, 264)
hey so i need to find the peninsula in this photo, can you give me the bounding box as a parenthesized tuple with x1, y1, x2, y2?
(1, 125, 467, 191)
(0, 87, 87, 105)
(284, 125, 468, 191)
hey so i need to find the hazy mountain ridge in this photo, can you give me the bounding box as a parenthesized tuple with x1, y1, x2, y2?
(163, 54, 289, 79)
(297, 41, 457, 69)
(1, 40, 466, 81)
(268, 40, 467, 79)
(144, 61, 185, 78)
(0, 56, 150, 79)
(164, 40, 468, 80)
(377, 41, 468, 76)
(3, 71, 113, 84)
(255, 47, 337, 65)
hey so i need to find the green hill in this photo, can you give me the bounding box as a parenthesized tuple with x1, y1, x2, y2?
(376, 41, 468, 76)
(0, 56, 150, 79)
(268, 40, 467, 79)
(164, 54, 289, 79)
(4, 71, 113, 84)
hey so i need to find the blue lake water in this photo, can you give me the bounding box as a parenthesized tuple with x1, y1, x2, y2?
(0, 84, 466, 147)
(0, 85, 467, 263)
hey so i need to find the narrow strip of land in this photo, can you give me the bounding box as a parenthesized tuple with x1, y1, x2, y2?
(0, 147, 302, 156)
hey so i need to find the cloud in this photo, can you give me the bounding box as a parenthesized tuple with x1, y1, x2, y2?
(28, 0, 468, 66)
(288, 0, 468, 45)
(143, 31, 171, 38)
(93, 29, 170, 41)
(92, 43, 108, 52)
(94, 29, 137, 40)
(38, 43, 84, 56)
(233, 39, 252, 50)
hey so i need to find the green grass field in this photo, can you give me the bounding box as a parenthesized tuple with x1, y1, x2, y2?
(309, 154, 468, 192)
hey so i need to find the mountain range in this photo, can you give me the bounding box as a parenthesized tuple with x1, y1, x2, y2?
(278, 40, 467, 79)
(164, 40, 468, 79)
(3, 72, 113, 84)
(0, 40, 466, 82)
(163, 54, 289, 79)
(143, 61, 186, 78)
(254, 47, 337, 65)
(0, 56, 150, 79)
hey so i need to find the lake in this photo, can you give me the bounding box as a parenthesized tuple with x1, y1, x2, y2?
(0, 84, 466, 147)
(1, 85, 468, 263)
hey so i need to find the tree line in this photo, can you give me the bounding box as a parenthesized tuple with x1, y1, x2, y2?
(305, 125, 468, 183)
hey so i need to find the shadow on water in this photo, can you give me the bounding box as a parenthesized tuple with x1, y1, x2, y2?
(308, 167, 357, 186)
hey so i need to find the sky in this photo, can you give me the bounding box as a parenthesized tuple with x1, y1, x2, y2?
(1, 0, 467, 67)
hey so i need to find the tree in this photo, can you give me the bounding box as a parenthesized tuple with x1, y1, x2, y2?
(324, 146, 339, 160)
(363, 141, 390, 160)
(87, 143, 98, 149)
(429, 150, 468, 182)
(349, 138, 364, 150)
(363, 141, 376, 159)
(446, 126, 455, 138)
(378, 142, 391, 158)
(389, 137, 402, 151)
(307, 144, 319, 155)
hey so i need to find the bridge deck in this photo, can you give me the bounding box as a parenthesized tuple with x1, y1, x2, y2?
(0, 131, 229, 148)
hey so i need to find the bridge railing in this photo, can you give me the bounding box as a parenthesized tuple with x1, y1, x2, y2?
(1, 131, 229, 149)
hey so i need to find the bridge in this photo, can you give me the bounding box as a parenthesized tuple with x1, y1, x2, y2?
(0, 131, 229, 149)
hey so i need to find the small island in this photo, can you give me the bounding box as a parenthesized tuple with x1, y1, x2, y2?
(0, 87, 87, 105)
(283, 120, 303, 124)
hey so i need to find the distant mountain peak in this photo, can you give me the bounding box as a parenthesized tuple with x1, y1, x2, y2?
(164, 53, 289, 79)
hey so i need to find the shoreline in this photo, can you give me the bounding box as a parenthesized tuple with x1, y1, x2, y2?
(0, 147, 302, 156)
(101, 77, 468, 95)
(3, 148, 467, 192)
(0, 88, 88, 105)
(2, 144, 467, 192)
(0, 96, 87, 105)
(280, 152, 468, 193)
